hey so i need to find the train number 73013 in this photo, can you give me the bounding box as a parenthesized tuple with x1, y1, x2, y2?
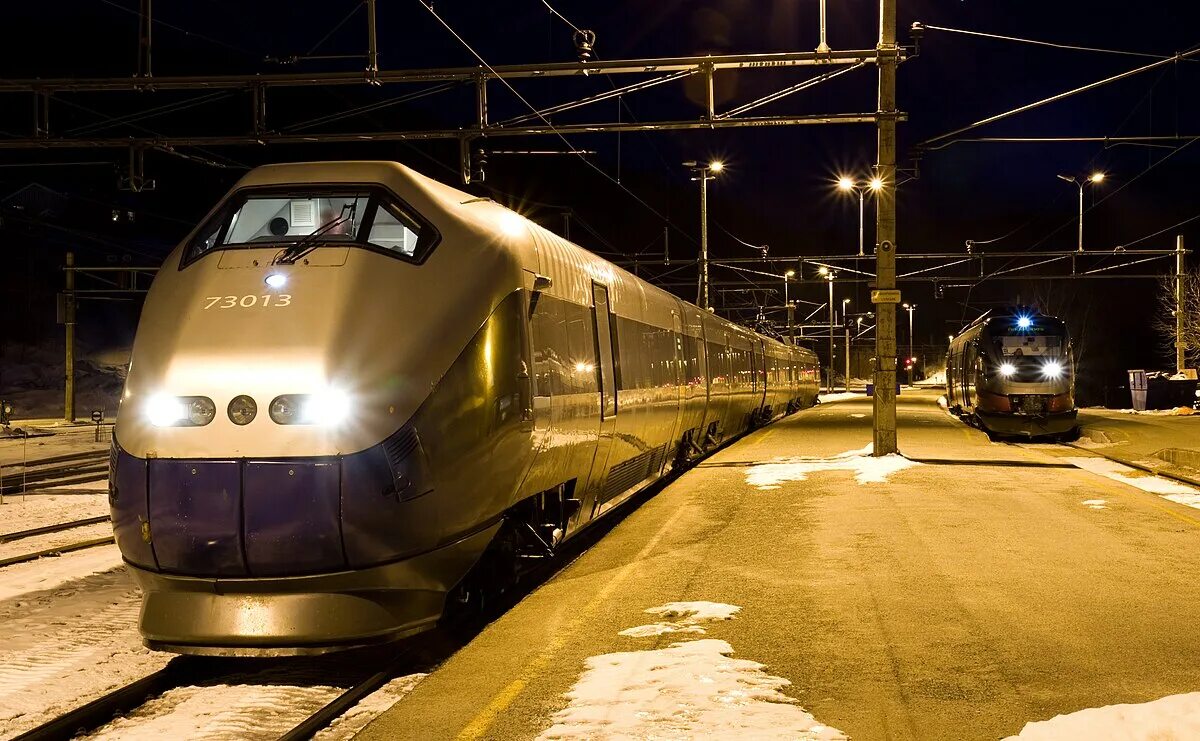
(203, 295, 292, 309)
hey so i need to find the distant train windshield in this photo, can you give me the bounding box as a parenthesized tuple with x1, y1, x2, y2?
(996, 335, 1062, 357)
(185, 187, 434, 265)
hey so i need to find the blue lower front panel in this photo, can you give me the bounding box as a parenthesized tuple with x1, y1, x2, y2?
(111, 431, 433, 578)
(243, 461, 343, 576)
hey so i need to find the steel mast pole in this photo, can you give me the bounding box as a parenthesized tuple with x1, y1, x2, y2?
(872, 0, 899, 455)
(858, 189, 865, 257)
(64, 251, 76, 423)
(1178, 235, 1187, 374)
(828, 276, 835, 393)
(700, 174, 710, 310)
(1077, 180, 1084, 252)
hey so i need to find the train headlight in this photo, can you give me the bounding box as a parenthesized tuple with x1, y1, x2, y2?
(1042, 361, 1064, 379)
(147, 394, 185, 427)
(999, 362, 1016, 377)
(146, 394, 216, 427)
(304, 389, 352, 426)
(227, 395, 258, 425)
(1017, 316, 1032, 330)
(268, 390, 352, 425)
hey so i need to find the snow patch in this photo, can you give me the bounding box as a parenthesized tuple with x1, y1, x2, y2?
(538, 639, 846, 740)
(620, 601, 740, 638)
(1081, 499, 1108, 510)
(1005, 692, 1200, 740)
(314, 674, 426, 740)
(1064, 457, 1200, 507)
(849, 413, 866, 418)
(818, 392, 860, 403)
(0, 543, 123, 601)
(745, 444, 921, 489)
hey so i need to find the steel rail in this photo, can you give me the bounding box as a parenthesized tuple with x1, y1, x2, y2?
(0, 536, 115, 569)
(0, 50, 889, 93)
(0, 515, 110, 544)
(276, 650, 417, 741)
(1062, 442, 1200, 490)
(10, 657, 223, 741)
(1, 449, 108, 470)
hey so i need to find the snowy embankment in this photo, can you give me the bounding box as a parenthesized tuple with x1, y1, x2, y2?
(541, 602, 845, 740)
(0, 343, 128, 421)
(1065, 456, 1200, 510)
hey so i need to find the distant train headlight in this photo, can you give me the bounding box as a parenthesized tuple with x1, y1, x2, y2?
(268, 390, 352, 425)
(227, 395, 258, 425)
(1042, 361, 1064, 379)
(999, 362, 1016, 377)
(146, 394, 216, 427)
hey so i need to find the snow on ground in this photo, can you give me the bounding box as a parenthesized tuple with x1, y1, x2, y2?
(818, 392, 860, 403)
(0, 543, 124, 601)
(849, 413, 866, 418)
(1064, 457, 1200, 510)
(0, 565, 165, 741)
(1081, 499, 1108, 510)
(0, 492, 109, 533)
(0, 521, 113, 562)
(914, 369, 947, 386)
(542, 605, 845, 740)
(1005, 692, 1200, 740)
(745, 444, 921, 490)
(619, 601, 740, 638)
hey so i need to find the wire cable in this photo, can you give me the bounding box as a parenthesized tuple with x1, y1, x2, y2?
(96, 0, 259, 58)
(540, 0, 582, 34)
(922, 24, 1193, 61)
(419, 1, 687, 250)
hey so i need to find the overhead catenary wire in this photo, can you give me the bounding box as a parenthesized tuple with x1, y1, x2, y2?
(921, 24, 1196, 62)
(96, 0, 259, 59)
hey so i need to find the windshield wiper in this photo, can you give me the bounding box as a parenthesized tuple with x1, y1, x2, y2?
(273, 201, 358, 265)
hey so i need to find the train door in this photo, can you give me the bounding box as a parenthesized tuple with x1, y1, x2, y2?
(665, 310, 686, 467)
(586, 283, 618, 517)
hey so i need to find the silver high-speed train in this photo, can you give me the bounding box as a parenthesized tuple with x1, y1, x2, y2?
(110, 161, 820, 655)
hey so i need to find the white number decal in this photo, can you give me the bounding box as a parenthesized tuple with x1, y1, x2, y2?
(202, 294, 293, 309)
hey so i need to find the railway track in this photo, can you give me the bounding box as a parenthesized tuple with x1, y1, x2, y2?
(12, 648, 419, 741)
(0, 514, 116, 569)
(0, 450, 109, 496)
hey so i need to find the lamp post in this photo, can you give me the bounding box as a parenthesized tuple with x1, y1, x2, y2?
(784, 269, 795, 344)
(837, 176, 884, 256)
(1056, 171, 1104, 252)
(902, 302, 916, 384)
(842, 298, 851, 391)
(819, 266, 835, 392)
(684, 159, 724, 309)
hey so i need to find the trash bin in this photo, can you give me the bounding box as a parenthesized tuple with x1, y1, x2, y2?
(1128, 369, 1147, 411)
(1167, 379, 1199, 408)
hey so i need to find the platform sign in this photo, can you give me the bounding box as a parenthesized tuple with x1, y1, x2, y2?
(871, 289, 901, 304)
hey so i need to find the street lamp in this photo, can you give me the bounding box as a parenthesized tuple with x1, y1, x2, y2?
(902, 302, 916, 385)
(784, 269, 795, 344)
(1056, 171, 1105, 253)
(684, 160, 724, 309)
(836, 175, 884, 256)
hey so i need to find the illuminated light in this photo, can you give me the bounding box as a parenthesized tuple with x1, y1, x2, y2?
(146, 394, 185, 427)
(1042, 361, 1064, 379)
(818, 266, 830, 276)
(836, 177, 855, 192)
(999, 363, 1016, 377)
(265, 273, 287, 289)
(785, 269, 795, 278)
(499, 211, 525, 237)
(1017, 316, 1032, 329)
(303, 388, 352, 426)
(868, 177, 884, 191)
(708, 160, 724, 173)
(1089, 172, 1105, 183)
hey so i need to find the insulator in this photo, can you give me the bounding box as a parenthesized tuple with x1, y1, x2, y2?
(573, 29, 596, 63)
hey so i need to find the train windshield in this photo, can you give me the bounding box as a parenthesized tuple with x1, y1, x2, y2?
(185, 187, 435, 265)
(995, 334, 1062, 358)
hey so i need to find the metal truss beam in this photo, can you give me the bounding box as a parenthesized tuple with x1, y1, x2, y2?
(0, 50, 888, 94)
(0, 113, 882, 150)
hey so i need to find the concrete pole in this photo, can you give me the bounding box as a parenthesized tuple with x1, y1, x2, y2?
(1178, 235, 1187, 374)
(872, 0, 899, 455)
(908, 306, 914, 384)
(784, 278, 793, 344)
(64, 251, 76, 423)
(700, 175, 710, 310)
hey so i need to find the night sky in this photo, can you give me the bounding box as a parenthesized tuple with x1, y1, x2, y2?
(2, 1, 1198, 401)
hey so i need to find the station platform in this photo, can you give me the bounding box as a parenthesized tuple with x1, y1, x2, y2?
(361, 389, 1200, 740)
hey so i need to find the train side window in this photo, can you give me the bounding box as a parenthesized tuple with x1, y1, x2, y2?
(366, 203, 423, 257)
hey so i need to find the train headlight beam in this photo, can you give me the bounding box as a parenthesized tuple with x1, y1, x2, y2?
(999, 362, 1016, 377)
